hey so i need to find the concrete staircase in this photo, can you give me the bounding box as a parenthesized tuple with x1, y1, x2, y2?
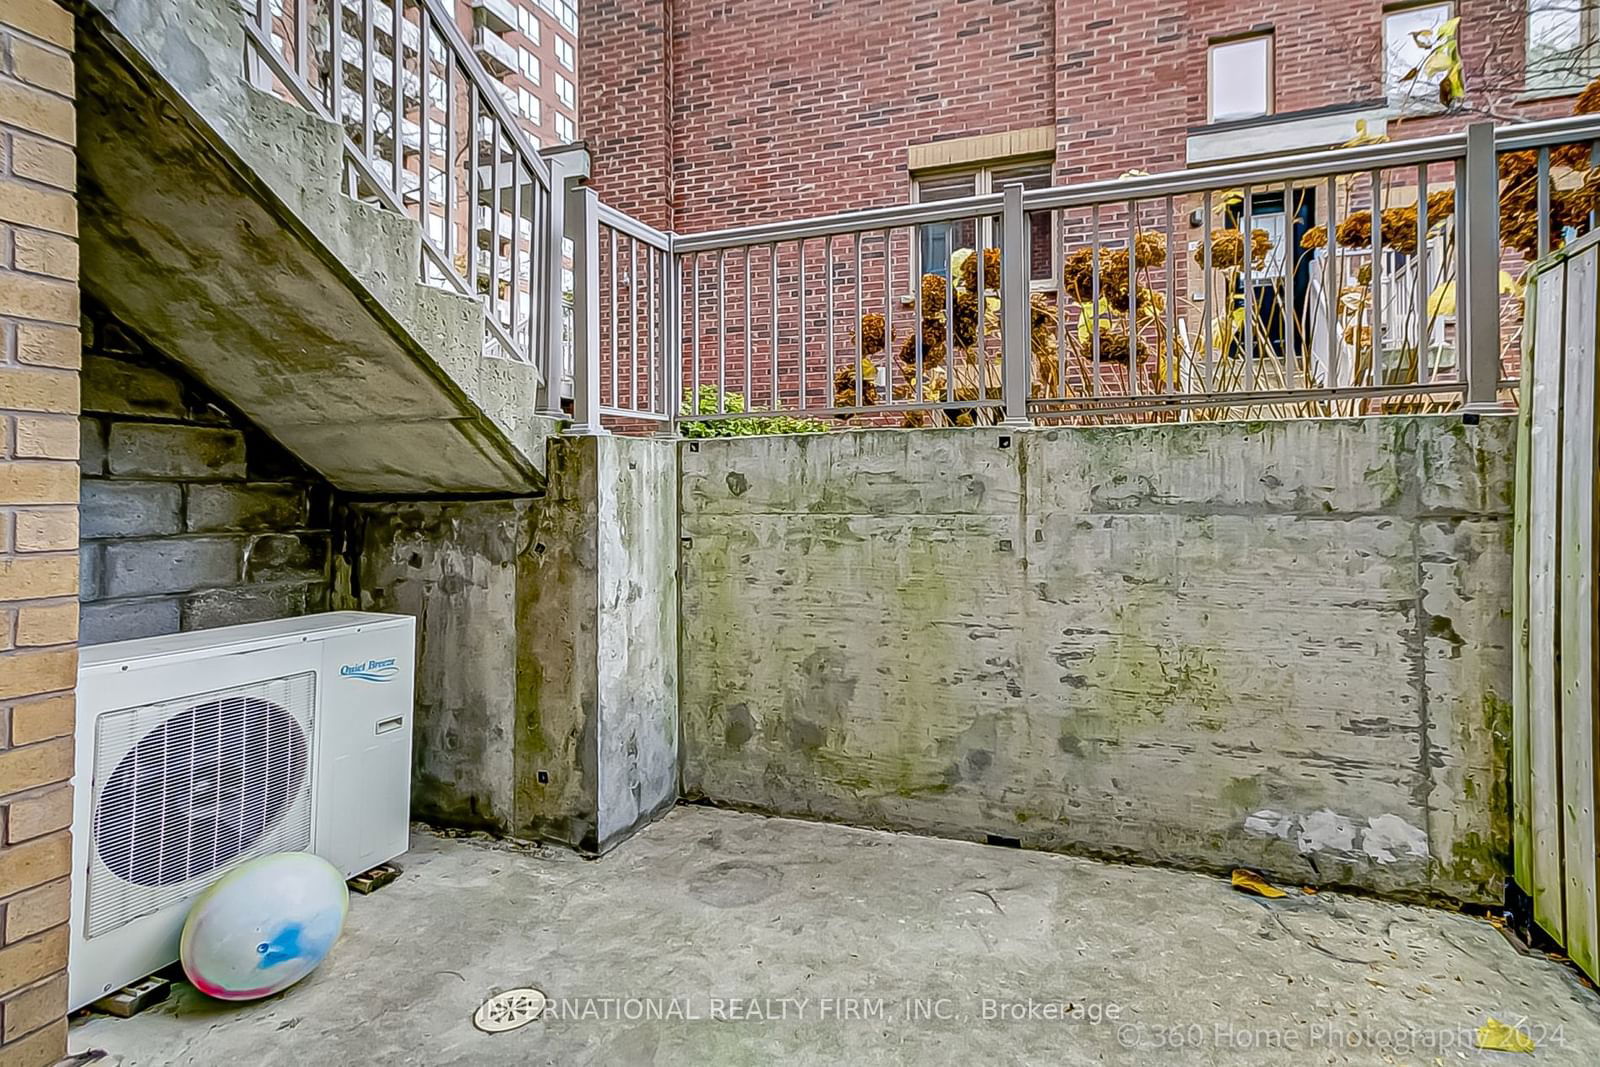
(75, 0, 556, 493)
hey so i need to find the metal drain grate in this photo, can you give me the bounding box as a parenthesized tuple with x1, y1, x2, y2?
(473, 987, 548, 1033)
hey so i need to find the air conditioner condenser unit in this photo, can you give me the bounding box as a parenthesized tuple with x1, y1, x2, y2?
(68, 612, 415, 1011)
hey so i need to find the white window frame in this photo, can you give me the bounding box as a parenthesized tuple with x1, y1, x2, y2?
(911, 157, 1057, 289)
(1382, 1, 1454, 112)
(517, 86, 541, 125)
(555, 112, 576, 143)
(519, 48, 540, 84)
(1526, 0, 1600, 93)
(1207, 32, 1274, 123)
(556, 74, 576, 109)
(517, 5, 541, 45)
(556, 37, 575, 71)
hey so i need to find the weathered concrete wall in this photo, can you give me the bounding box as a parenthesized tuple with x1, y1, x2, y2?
(337, 435, 678, 852)
(520, 435, 679, 853)
(334, 499, 533, 831)
(78, 301, 331, 645)
(679, 417, 1515, 904)
(592, 438, 679, 849)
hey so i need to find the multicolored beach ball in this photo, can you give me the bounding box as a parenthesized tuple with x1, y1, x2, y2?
(180, 852, 349, 1001)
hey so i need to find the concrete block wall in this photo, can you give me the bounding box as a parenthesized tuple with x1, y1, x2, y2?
(77, 299, 332, 645)
(679, 417, 1517, 905)
(0, 2, 77, 1063)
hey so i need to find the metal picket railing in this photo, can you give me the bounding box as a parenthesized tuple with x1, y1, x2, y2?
(566, 114, 1600, 434)
(238, 0, 559, 393)
(231, 1, 1600, 439)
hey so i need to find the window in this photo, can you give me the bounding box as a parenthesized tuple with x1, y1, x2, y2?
(555, 112, 576, 142)
(559, 1, 577, 34)
(556, 74, 576, 109)
(1383, 3, 1453, 110)
(1527, 0, 1600, 92)
(1207, 33, 1273, 122)
(517, 86, 541, 125)
(517, 5, 540, 45)
(556, 37, 575, 71)
(913, 159, 1055, 284)
(519, 48, 540, 84)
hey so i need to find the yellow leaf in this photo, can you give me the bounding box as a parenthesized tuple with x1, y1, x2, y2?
(1428, 280, 1456, 318)
(1231, 869, 1288, 898)
(1499, 269, 1520, 297)
(1419, 47, 1456, 79)
(1075, 300, 1113, 345)
(1476, 1018, 1535, 1054)
(950, 249, 976, 292)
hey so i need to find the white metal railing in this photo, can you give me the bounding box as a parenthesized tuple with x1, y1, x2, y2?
(239, 0, 561, 407)
(567, 114, 1600, 434)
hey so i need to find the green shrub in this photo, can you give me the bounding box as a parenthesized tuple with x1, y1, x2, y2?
(678, 386, 830, 438)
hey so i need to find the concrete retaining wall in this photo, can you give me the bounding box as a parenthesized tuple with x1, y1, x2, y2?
(336, 435, 679, 852)
(678, 417, 1515, 903)
(78, 301, 330, 645)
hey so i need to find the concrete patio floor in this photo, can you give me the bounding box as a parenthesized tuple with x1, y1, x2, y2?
(72, 806, 1600, 1065)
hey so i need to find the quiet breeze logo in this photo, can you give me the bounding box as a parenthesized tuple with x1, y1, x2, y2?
(340, 658, 400, 683)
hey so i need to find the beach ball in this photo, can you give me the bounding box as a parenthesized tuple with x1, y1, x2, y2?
(180, 852, 348, 1001)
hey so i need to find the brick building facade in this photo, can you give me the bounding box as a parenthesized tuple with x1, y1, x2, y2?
(581, 0, 1584, 232)
(457, 0, 581, 151)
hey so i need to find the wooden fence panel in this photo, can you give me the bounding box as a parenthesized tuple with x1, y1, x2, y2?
(1515, 231, 1600, 982)
(1558, 241, 1599, 980)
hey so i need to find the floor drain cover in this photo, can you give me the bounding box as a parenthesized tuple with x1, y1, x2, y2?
(473, 987, 548, 1033)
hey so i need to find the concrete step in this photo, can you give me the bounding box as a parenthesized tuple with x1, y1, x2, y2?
(75, 0, 557, 493)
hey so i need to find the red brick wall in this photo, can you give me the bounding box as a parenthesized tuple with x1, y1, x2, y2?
(581, 0, 674, 229)
(585, 0, 1582, 228)
(668, 0, 1055, 231)
(584, 0, 1056, 231)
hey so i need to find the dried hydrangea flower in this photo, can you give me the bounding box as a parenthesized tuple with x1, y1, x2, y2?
(858, 313, 886, 356)
(1381, 206, 1420, 255)
(1133, 232, 1168, 268)
(1335, 211, 1372, 249)
(958, 247, 1003, 293)
(1426, 188, 1455, 221)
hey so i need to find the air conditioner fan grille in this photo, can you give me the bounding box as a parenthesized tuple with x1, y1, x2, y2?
(86, 671, 316, 938)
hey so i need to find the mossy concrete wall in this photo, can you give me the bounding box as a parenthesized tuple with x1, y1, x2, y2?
(334, 436, 678, 853)
(520, 435, 680, 853)
(678, 416, 1514, 904)
(333, 498, 534, 831)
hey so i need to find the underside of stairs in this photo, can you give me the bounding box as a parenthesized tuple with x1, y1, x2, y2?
(74, 0, 556, 494)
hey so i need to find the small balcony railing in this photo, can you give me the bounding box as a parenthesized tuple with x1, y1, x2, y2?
(570, 114, 1600, 434)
